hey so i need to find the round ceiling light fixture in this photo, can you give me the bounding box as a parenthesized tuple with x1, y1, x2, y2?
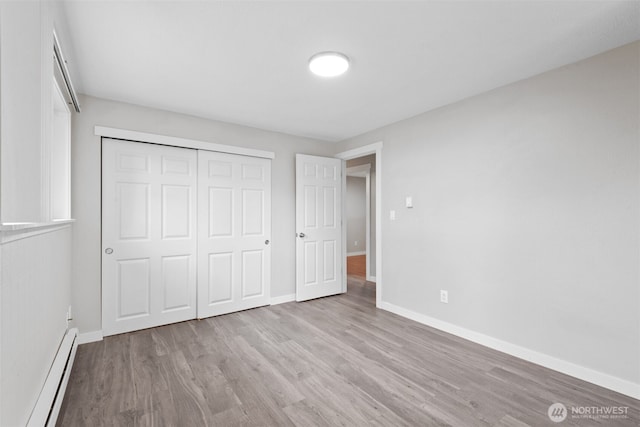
(308, 51, 350, 77)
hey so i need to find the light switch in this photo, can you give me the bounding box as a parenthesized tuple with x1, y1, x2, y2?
(390, 210, 396, 221)
(406, 196, 413, 208)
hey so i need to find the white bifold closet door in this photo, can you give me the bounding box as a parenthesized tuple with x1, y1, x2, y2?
(102, 139, 197, 336)
(197, 151, 271, 318)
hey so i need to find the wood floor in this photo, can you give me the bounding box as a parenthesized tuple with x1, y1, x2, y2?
(58, 276, 639, 426)
(347, 255, 366, 278)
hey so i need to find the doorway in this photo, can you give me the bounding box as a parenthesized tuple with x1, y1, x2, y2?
(336, 142, 382, 307)
(346, 163, 371, 280)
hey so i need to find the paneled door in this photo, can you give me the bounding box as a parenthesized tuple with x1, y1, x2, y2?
(295, 154, 344, 301)
(197, 151, 271, 318)
(102, 139, 197, 336)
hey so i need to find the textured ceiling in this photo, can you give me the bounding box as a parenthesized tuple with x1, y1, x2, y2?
(62, 1, 640, 142)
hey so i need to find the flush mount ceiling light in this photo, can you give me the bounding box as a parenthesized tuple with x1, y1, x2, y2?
(308, 51, 350, 77)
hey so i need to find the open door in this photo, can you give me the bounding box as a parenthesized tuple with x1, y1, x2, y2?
(295, 154, 344, 301)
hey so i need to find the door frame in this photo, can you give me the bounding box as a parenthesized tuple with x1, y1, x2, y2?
(336, 142, 383, 307)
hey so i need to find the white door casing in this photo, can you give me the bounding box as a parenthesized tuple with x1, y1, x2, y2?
(335, 141, 383, 307)
(102, 139, 197, 336)
(197, 151, 271, 318)
(295, 154, 344, 301)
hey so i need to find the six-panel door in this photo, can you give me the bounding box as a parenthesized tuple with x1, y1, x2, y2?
(295, 154, 344, 301)
(102, 139, 198, 336)
(197, 151, 271, 318)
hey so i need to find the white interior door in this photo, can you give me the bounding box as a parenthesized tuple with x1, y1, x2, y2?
(295, 154, 344, 301)
(197, 151, 271, 318)
(102, 139, 197, 336)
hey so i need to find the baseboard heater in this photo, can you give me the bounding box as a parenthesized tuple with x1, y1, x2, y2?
(27, 328, 79, 427)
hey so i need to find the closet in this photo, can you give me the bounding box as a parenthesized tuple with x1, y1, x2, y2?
(101, 138, 271, 336)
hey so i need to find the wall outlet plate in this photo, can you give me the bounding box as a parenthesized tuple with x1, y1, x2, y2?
(440, 290, 448, 304)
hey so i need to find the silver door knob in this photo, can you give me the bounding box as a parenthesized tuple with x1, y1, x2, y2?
(298, 233, 305, 238)
(105, 248, 113, 254)
(265, 240, 270, 245)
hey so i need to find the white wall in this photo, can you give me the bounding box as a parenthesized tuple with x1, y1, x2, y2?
(335, 42, 640, 389)
(0, 1, 74, 425)
(0, 1, 46, 222)
(1, 228, 71, 426)
(346, 176, 366, 254)
(71, 94, 333, 336)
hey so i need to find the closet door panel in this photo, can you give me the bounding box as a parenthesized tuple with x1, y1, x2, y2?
(197, 151, 271, 318)
(102, 139, 197, 336)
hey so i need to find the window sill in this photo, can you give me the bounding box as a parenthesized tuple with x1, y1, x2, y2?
(0, 219, 75, 244)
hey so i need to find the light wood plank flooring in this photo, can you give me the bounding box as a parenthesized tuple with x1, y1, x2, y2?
(58, 276, 639, 426)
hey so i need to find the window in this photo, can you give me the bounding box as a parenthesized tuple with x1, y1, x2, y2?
(0, 17, 77, 232)
(50, 76, 71, 220)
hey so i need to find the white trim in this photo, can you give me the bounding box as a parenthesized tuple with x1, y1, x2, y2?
(347, 251, 366, 257)
(336, 142, 383, 161)
(364, 171, 371, 282)
(41, 79, 51, 223)
(0, 219, 75, 231)
(336, 141, 383, 308)
(94, 126, 276, 159)
(367, 275, 377, 283)
(379, 301, 640, 400)
(77, 330, 103, 345)
(270, 294, 296, 305)
(50, 76, 72, 221)
(346, 164, 370, 177)
(0, 220, 74, 244)
(341, 161, 347, 293)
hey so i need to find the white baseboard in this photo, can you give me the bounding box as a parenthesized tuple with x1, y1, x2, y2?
(378, 301, 640, 400)
(347, 251, 366, 256)
(270, 293, 296, 305)
(78, 330, 103, 344)
(28, 328, 78, 427)
(366, 275, 376, 283)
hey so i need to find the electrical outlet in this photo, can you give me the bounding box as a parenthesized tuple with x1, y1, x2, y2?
(354, 240, 359, 246)
(440, 290, 448, 304)
(406, 196, 413, 208)
(390, 210, 396, 221)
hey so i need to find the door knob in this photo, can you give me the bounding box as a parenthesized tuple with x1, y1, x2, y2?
(105, 248, 113, 254)
(265, 240, 270, 245)
(298, 233, 305, 238)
